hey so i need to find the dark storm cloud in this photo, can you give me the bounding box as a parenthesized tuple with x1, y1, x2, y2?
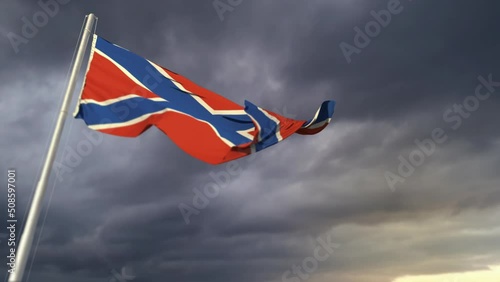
(1, 1, 500, 282)
(279, 0, 500, 119)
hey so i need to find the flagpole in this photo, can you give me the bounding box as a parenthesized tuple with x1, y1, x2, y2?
(8, 13, 97, 282)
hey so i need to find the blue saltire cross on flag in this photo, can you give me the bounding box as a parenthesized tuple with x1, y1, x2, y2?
(74, 35, 335, 164)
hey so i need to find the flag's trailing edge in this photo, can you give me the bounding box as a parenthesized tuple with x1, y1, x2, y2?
(74, 35, 336, 164)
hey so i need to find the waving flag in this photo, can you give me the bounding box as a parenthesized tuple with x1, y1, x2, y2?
(74, 35, 335, 164)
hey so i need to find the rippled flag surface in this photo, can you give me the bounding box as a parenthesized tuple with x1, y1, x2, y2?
(74, 35, 335, 164)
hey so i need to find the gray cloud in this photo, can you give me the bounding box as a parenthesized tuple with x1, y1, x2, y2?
(1, 0, 499, 282)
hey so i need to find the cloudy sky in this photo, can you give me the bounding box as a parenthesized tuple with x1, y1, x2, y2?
(1, 0, 500, 281)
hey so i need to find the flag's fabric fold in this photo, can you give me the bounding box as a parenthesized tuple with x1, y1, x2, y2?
(74, 35, 335, 164)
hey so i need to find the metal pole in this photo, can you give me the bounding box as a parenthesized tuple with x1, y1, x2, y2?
(8, 13, 97, 282)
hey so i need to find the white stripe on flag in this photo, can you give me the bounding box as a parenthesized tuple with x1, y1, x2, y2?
(80, 94, 168, 106)
(147, 60, 247, 116)
(89, 108, 236, 147)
